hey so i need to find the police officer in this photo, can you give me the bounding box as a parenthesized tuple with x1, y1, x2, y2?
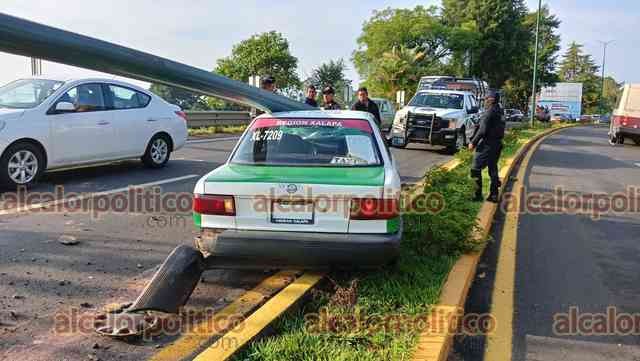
(351, 87, 381, 127)
(322, 86, 342, 110)
(261, 75, 276, 92)
(469, 90, 505, 203)
(304, 85, 318, 107)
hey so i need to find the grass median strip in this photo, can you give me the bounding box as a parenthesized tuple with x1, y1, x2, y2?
(229, 122, 574, 361)
(188, 124, 247, 137)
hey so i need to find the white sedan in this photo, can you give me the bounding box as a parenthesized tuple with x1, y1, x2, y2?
(0, 77, 188, 187)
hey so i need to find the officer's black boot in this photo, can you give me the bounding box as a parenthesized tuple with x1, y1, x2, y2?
(471, 169, 483, 202)
(487, 177, 499, 203)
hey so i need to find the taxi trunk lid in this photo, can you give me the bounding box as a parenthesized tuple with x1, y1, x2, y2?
(203, 164, 385, 233)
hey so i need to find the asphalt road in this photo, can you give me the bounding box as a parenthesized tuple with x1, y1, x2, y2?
(0, 135, 452, 361)
(453, 126, 640, 361)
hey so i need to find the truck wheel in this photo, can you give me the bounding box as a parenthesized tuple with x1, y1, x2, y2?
(0, 142, 45, 189)
(608, 132, 624, 146)
(447, 129, 466, 154)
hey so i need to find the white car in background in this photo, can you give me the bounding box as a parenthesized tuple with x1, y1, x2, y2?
(0, 77, 188, 187)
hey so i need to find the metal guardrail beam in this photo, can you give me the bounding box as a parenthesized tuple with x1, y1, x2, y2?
(0, 13, 315, 113)
(185, 111, 251, 128)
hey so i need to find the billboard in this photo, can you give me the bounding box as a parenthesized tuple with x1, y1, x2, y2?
(537, 82, 583, 119)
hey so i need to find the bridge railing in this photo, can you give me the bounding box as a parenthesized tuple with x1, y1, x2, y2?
(185, 111, 251, 128)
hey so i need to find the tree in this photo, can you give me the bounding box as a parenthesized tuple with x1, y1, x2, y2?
(353, 6, 477, 96)
(442, 0, 531, 87)
(601, 76, 623, 113)
(502, 5, 561, 110)
(149, 84, 210, 110)
(308, 59, 351, 103)
(215, 31, 301, 93)
(558, 42, 600, 113)
(366, 46, 426, 100)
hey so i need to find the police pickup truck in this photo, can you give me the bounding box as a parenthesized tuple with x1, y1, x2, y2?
(390, 89, 481, 153)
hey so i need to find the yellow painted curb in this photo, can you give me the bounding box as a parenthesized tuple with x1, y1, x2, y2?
(411, 124, 578, 361)
(192, 272, 324, 361)
(150, 270, 302, 361)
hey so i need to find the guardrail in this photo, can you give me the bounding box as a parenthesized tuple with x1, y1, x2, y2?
(185, 111, 251, 128)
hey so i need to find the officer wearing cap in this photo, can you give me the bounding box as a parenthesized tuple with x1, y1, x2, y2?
(322, 86, 342, 110)
(469, 90, 505, 203)
(261, 75, 276, 92)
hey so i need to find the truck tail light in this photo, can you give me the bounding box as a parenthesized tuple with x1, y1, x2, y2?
(175, 110, 188, 122)
(193, 194, 235, 216)
(350, 198, 399, 220)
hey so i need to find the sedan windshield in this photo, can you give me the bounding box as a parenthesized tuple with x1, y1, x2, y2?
(231, 118, 382, 167)
(408, 93, 464, 109)
(0, 79, 64, 109)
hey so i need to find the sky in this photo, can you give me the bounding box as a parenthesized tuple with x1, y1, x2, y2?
(0, 0, 637, 90)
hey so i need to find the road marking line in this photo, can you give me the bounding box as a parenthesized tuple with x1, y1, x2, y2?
(0, 174, 199, 216)
(484, 131, 547, 361)
(191, 272, 324, 361)
(186, 137, 239, 144)
(411, 125, 578, 361)
(150, 270, 303, 361)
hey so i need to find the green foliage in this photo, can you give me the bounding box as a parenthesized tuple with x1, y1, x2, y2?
(443, 0, 531, 87)
(353, 6, 477, 99)
(215, 31, 301, 93)
(502, 5, 561, 110)
(602, 76, 623, 113)
(308, 59, 352, 104)
(148, 83, 210, 110)
(558, 42, 601, 113)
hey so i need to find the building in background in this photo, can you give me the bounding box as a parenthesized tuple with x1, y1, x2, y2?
(537, 82, 583, 119)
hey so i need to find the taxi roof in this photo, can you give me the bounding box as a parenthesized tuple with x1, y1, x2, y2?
(267, 110, 376, 121)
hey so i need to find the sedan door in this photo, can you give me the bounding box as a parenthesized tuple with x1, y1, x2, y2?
(103, 84, 155, 158)
(48, 83, 116, 165)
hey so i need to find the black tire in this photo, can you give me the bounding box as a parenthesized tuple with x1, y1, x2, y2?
(608, 131, 624, 146)
(633, 137, 640, 146)
(0, 142, 45, 189)
(447, 128, 466, 154)
(142, 134, 171, 168)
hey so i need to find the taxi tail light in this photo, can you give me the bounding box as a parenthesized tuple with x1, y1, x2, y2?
(193, 194, 235, 216)
(350, 198, 399, 220)
(175, 110, 188, 122)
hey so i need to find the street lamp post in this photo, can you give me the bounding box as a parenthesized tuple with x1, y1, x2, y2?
(529, 0, 543, 127)
(598, 40, 614, 116)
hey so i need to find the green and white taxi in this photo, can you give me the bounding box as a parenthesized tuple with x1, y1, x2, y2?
(192, 110, 402, 269)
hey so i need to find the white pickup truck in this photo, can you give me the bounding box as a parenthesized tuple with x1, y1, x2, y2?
(390, 89, 481, 153)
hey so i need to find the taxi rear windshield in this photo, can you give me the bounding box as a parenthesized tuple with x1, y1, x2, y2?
(231, 118, 382, 167)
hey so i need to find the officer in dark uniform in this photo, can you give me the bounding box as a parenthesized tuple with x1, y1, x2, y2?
(469, 90, 505, 203)
(261, 75, 276, 92)
(322, 86, 342, 110)
(304, 85, 318, 107)
(351, 87, 381, 128)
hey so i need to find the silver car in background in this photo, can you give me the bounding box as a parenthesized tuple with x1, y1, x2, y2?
(371, 97, 396, 133)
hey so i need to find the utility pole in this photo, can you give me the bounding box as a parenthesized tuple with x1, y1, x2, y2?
(30, 57, 42, 76)
(529, 0, 543, 126)
(598, 40, 614, 116)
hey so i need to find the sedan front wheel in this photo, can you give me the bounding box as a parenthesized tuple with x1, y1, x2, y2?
(0, 142, 45, 188)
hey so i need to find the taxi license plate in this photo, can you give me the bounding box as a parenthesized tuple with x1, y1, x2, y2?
(271, 201, 314, 225)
